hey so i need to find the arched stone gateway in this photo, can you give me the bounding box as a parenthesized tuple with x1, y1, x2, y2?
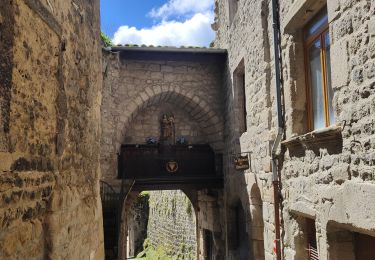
(100, 47, 227, 260)
(118, 190, 198, 260)
(123, 88, 224, 151)
(100, 47, 226, 183)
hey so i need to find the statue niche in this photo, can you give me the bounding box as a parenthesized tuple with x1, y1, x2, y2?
(160, 114, 175, 145)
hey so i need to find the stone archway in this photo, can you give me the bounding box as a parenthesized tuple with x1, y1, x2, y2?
(120, 86, 224, 151)
(100, 49, 226, 260)
(118, 189, 200, 260)
(113, 88, 225, 260)
(101, 86, 225, 183)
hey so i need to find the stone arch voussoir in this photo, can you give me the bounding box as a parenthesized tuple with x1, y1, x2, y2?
(118, 86, 224, 151)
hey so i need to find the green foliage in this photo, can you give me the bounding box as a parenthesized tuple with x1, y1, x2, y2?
(134, 238, 196, 260)
(186, 202, 192, 217)
(139, 191, 150, 198)
(136, 239, 174, 260)
(100, 32, 113, 47)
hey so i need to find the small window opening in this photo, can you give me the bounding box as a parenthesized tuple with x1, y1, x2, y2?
(228, 0, 239, 25)
(234, 60, 247, 133)
(306, 219, 318, 260)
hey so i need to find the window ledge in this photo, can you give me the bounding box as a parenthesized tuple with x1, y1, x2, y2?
(282, 125, 343, 153)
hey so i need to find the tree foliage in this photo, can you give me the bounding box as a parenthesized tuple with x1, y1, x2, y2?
(100, 32, 113, 47)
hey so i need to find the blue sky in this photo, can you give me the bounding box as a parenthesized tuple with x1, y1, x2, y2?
(100, 0, 215, 47)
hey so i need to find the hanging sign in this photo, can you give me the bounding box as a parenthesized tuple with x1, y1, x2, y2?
(234, 155, 250, 171)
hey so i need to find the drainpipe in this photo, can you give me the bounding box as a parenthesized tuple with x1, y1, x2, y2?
(271, 0, 284, 260)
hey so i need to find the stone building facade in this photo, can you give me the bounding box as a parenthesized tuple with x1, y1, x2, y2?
(213, 0, 375, 259)
(100, 0, 375, 259)
(101, 49, 226, 184)
(0, 0, 104, 259)
(1, 0, 374, 259)
(101, 48, 227, 259)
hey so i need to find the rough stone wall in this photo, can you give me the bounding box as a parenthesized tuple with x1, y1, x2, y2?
(279, 1, 375, 260)
(126, 193, 149, 257)
(147, 190, 197, 259)
(101, 52, 225, 183)
(0, 0, 103, 259)
(214, 0, 274, 259)
(214, 0, 375, 260)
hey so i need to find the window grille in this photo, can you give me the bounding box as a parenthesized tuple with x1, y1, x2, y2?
(307, 243, 319, 260)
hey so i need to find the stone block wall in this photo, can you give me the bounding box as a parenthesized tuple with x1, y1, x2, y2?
(147, 190, 197, 259)
(214, 0, 275, 259)
(279, 1, 375, 259)
(126, 193, 149, 257)
(101, 51, 225, 183)
(214, 0, 375, 259)
(0, 0, 103, 258)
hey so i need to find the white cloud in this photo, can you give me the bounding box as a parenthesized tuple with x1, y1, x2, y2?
(149, 0, 213, 20)
(112, 12, 215, 47)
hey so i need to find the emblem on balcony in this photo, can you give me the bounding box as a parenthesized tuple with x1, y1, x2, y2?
(166, 160, 178, 173)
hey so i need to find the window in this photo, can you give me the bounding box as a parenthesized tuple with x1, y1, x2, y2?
(234, 60, 247, 133)
(327, 223, 375, 260)
(228, 0, 239, 25)
(306, 219, 318, 260)
(239, 72, 247, 133)
(304, 8, 334, 130)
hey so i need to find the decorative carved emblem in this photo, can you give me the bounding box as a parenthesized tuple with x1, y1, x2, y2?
(166, 160, 178, 173)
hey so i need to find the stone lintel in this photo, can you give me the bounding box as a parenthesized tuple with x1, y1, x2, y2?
(282, 0, 327, 33)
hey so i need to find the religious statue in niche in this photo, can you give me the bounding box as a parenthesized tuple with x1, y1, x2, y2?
(160, 114, 175, 145)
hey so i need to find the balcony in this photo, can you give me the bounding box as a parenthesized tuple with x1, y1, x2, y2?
(118, 144, 223, 190)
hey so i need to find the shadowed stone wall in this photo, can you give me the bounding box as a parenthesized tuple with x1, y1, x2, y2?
(0, 0, 103, 258)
